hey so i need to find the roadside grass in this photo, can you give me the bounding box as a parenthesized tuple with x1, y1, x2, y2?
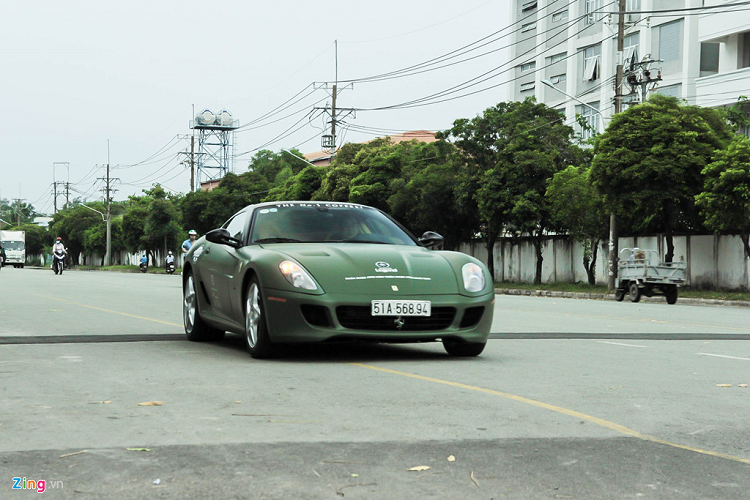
(493, 281, 750, 301)
(76, 265, 182, 275)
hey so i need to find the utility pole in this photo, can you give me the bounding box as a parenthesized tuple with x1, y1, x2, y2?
(607, 0, 626, 291)
(314, 40, 355, 158)
(190, 135, 195, 192)
(53, 182, 58, 214)
(13, 198, 25, 226)
(65, 182, 70, 210)
(99, 142, 118, 266)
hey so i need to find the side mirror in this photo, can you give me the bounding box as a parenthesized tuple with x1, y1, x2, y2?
(205, 228, 241, 248)
(418, 231, 444, 249)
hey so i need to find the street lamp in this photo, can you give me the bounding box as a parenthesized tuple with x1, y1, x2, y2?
(541, 79, 607, 124)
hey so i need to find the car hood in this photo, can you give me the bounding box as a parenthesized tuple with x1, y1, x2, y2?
(266, 243, 461, 295)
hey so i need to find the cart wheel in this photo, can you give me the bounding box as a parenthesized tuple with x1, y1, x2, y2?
(615, 288, 625, 302)
(665, 286, 678, 305)
(629, 282, 641, 303)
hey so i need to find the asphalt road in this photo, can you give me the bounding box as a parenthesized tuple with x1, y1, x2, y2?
(1, 267, 749, 499)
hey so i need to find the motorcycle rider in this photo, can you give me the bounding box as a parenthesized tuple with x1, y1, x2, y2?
(52, 237, 67, 274)
(165, 250, 175, 272)
(181, 230, 198, 259)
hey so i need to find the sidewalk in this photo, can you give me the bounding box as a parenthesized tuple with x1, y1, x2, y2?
(495, 287, 750, 308)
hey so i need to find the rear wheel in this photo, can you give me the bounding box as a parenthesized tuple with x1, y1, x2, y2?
(443, 340, 486, 357)
(629, 282, 641, 303)
(615, 288, 625, 302)
(665, 285, 678, 305)
(183, 271, 224, 341)
(244, 277, 276, 359)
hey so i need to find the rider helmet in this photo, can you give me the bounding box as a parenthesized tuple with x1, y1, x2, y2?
(56, 237, 62, 241)
(188, 230, 197, 236)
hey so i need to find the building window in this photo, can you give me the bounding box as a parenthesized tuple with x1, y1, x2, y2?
(579, 102, 601, 140)
(741, 32, 750, 69)
(623, 32, 639, 67)
(552, 10, 569, 22)
(522, 0, 538, 12)
(626, 0, 640, 11)
(700, 43, 720, 76)
(550, 74, 567, 85)
(583, 45, 601, 81)
(548, 52, 566, 64)
(521, 22, 536, 33)
(520, 81, 536, 92)
(659, 20, 681, 62)
(656, 84, 680, 98)
(521, 61, 536, 72)
(585, 0, 602, 25)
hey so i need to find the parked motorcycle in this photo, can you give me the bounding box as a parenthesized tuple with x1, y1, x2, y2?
(53, 248, 67, 275)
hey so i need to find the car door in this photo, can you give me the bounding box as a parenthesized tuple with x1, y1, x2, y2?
(203, 210, 249, 325)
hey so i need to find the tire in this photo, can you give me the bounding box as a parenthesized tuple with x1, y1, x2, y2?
(443, 340, 486, 357)
(629, 282, 641, 303)
(665, 286, 678, 305)
(244, 277, 276, 359)
(183, 271, 224, 342)
(615, 288, 625, 302)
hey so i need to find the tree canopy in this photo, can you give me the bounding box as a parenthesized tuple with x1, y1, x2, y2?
(590, 94, 734, 261)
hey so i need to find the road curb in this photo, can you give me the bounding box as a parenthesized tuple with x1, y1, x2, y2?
(494, 288, 750, 308)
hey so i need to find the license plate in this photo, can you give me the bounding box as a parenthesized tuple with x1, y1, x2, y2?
(371, 300, 431, 317)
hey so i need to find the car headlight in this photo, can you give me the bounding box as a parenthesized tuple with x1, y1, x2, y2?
(462, 263, 486, 292)
(279, 261, 318, 290)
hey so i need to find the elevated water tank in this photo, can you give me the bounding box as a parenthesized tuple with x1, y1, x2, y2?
(196, 109, 216, 126)
(217, 109, 233, 126)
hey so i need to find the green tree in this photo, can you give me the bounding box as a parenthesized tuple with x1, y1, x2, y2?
(248, 148, 310, 183)
(6, 223, 50, 256)
(696, 135, 750, 259)
(145, 190, 182, 262)
(386, 141, 475, 249)
(264, 166, 324, 202)
(0, 198, 37, 225)
(591, 94, 733, 262)
(547, 166, 608, 284)
(180, 171, 270, 232)
(442, 98, 583, 283)
(49, 205, 102, 265)
(84, 218, 125, 265)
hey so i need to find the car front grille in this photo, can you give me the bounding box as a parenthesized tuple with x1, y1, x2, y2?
(335, 306, 456, 331)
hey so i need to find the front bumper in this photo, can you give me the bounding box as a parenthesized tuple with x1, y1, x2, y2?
(262, 289, 494, 344)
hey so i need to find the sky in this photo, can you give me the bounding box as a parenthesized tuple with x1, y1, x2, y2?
(1, 0, 512, 215)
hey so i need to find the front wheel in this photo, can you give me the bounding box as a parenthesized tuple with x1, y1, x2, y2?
(615, 288, 625, 302)
(629, 282, 641, 303)
(665, 286, 678, 305)
(443, 340, 486, 357)
(183, 271, 224, 342)
(244, 277, 276, 359)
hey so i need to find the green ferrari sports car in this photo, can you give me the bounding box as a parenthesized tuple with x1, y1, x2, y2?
(182, 201, 494, 358)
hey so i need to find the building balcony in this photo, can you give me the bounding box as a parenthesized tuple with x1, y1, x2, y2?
(695, 67, 750, 107)
(699, 0, 750, 42)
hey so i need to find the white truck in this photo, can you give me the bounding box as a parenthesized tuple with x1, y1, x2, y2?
(0, 230, 26, 268)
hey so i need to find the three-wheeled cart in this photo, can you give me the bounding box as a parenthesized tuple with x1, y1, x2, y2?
(615, 248, 686, 304)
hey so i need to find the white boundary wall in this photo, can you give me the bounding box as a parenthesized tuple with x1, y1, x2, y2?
(459, 234, 750, 290)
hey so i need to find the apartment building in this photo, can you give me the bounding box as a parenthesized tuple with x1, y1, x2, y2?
(510, 0, 750, 138)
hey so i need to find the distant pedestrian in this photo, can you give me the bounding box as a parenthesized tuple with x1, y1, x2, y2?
(0, 244, 6, 269)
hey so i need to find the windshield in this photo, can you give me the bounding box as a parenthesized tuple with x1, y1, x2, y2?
(2, 240, 24, 251)
(250, 203, 416, 246)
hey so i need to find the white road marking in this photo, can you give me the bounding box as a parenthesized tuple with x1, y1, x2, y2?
(697, 353, 750, 361)
(596, 341, 647, 348)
